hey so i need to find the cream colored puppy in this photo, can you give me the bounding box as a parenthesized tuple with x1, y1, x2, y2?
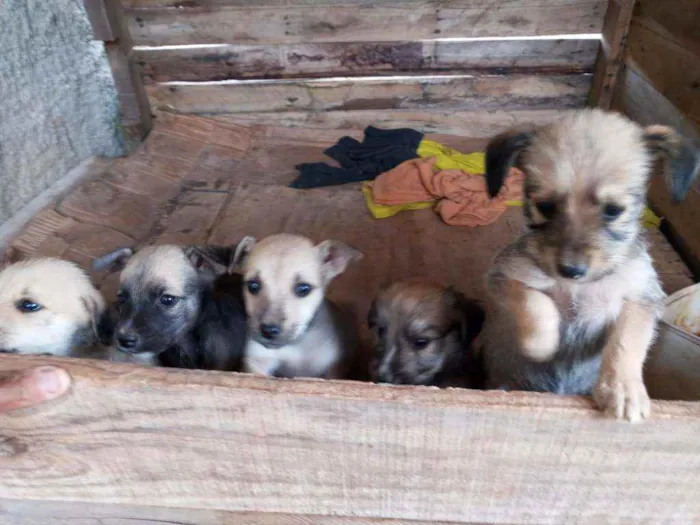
(0, 258, 108, 357)
(232, 233, 362, 379)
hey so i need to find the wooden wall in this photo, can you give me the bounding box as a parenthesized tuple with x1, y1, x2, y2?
(612, 0, 700, 276)
(118, 0, 604, 133)
(1, 355, 700, 525)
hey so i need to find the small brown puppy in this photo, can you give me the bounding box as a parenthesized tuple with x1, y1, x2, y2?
(368, 280, 485, 387)
(482, 109, 699, 422)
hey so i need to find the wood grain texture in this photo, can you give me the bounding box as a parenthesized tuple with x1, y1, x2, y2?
(205, 108, 566, 138)
(0, 499, 489, 525)
(125, 0, 606, 46)
(146, 74, 591, 114)
(589, 0, 635, 108)
(0, 354, 699, 524)
(626, 1, 700, 128)
(134, 39, 599, 83)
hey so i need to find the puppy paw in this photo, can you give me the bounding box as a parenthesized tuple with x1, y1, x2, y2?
(594, 374, 651, 423)
(517, 291, 560, 362)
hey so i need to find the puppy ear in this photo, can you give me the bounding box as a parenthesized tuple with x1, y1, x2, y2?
(367, 299, 378, 329)
(1, 246, 23, 267)
(184, 245, 233, 280)
(93, 247, 134, 273)
(81, 292, 113, 346)
(444, 287, 485, 348)
(485, 130, 533, 198)
(229, 236, 256, 274)
(643, 125, 700, 202)
(317, 240, 363, 283)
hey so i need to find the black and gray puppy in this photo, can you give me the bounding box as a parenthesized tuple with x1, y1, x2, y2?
(94, 244, 246, 370)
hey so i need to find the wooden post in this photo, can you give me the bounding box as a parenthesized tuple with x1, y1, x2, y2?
(83, 0, 152, 150)
(589, 0, 636, 108)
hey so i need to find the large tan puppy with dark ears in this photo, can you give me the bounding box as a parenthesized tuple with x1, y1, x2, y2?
(231, 233, 362, 379)
(482, 109, 699, 422)
(0, 257, 109, 357)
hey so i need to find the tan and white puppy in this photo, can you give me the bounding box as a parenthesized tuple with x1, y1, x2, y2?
(232, 233, 362, 379)
(368, 280, 485, 388)
(0, 258, 108, 357)
(482, 109, 699, 422)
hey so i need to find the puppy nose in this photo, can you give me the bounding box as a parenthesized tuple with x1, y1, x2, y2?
(117, 333, 139, 349)
(260, 323, 281, 340)
(557, 263, 588, 279)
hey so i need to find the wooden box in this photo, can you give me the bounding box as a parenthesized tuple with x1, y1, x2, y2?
(1, 1, 699, 523)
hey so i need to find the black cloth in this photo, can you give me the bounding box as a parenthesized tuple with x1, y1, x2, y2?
(291, 126, 424, 189)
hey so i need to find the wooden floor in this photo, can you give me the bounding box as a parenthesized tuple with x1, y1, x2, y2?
(5, 112, 694, 328)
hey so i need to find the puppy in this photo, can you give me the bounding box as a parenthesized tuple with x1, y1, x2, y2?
(368, 280, 485, 388)
(232, 233, 362, 379)
(94, 244, 246, 370)
(482, 109, 699, 421)
(0, 258, 109, 357)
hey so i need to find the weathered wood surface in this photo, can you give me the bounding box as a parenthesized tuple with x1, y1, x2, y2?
(589, 0, 635, 108)
(206, 108, 566, 137)
(147, 74, 591, 114)
(134, 39, 599, 83)
(125, 0, 606, 46)
(626, 0, 700, 128)
(613, 63, 700, 276)
(93, 0, 152, 148)
(0, 355, 699, 525)
(0, 499, 490, 525)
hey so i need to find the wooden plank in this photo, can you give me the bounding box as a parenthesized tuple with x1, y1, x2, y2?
(125, 0, 607, 46)
(146, 74, 591, 114)
(613, 63, 700, 276)
(632, 0, 700, 56)
(134, 39, 599, 83)
(0, 499, 488, 525)
(200, 108, 565, 137)
(0, 355, 699, 524)
(82, 0, 116, 41)
(98, 0, 152, 149)
(626, 6, 700, 128)
(589, 0, 635, 108)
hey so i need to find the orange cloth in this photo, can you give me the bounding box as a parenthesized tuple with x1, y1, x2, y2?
(368, 157, 524, 227)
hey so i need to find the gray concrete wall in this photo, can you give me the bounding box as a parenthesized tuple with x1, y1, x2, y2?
(0, 0, 123, 225)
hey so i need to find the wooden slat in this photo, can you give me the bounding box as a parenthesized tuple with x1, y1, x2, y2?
(125, 0, 607, 46)
(83, 0, 116, 41)
(1, 355, 699, 524)
(201, 108, 565, 137)
(0, 499, 484, 525)
(589, 0, 635, 108)
(146, 74, 591, 114)
(134, 40, 600, 83)
(613, 63, 700, 276)
(626, 4, 700, 128)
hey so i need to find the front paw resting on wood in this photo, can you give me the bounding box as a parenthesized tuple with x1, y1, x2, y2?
(594, 369, 651, 423)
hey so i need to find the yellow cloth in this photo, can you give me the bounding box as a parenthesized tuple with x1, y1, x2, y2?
(362, 182, 433, 219)
(417, 140, 486, 172)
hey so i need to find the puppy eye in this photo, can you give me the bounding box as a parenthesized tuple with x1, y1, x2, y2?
(377, 326, 386, 338)
(160, 294, 179, 307)
(603, 203, 625, 221)
(535, 201, 556, 220)
(294, 282, 313, 298)
(246, 279, 261, 295)
(117, 291, 128, 304)
(413, 338, 430, 350)
(16, 300, 42, 313)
